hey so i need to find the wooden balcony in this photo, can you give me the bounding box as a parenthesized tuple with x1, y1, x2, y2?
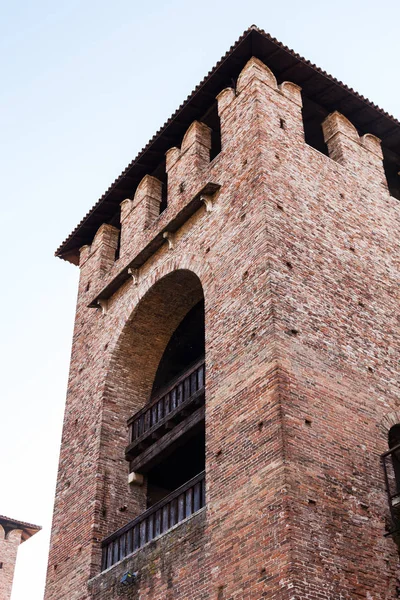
(125, 359, 205, 465)
(101, 471, 205, 571)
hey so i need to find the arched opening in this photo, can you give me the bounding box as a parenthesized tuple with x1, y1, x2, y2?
(101, 270, 206, 569)
(145, 299, 205, 507)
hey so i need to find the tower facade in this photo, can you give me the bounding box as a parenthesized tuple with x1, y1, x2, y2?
(46, 27, 400, 599)
(0, 516, 41, 600)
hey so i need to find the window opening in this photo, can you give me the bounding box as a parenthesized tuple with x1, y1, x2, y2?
(146, 430, 205, 507)
(200, 101, 221, 161)
(151, 158, 168, 214)
(108, 209, 121, 261)
(152, 300, 205, 394)
(383, 148, 400, 201)
(302, 95, 329, 156)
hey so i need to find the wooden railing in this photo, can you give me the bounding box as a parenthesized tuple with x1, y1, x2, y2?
(101, 471, 205, 571)
(125, 359, 205, 459)
(381, 443, 400, 536)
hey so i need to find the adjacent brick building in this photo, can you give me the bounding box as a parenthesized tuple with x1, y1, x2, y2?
(0, 515, 40, 600)
(45, 26, 400, 599)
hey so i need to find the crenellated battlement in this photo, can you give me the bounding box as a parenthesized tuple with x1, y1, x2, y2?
(166, 120, 212, 201)
(78, 223, 119, 274)
(119, 175, 163, 259)
(77, 52, 397, 291)
(322, 111, 387, 188)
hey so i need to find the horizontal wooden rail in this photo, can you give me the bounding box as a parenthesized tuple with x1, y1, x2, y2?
(101, 471, 205, 570)
(125, 359, 205, 460)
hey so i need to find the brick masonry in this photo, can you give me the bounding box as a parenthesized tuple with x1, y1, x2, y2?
(45, 52, 400, 599)
(0, 517, 41, 600)
(0, 526, 22, 600)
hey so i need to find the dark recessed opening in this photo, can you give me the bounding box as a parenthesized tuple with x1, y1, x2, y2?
(152, 300, 205, 395)
(152, 158, 168, 214)
(200, 101, 221, 161)
(388, 424, 400, 505)
(146, 428, 205, 508)
(302, 95, 329, 156)
(383, 148, 400, 201)
(108, 209, 121, 261)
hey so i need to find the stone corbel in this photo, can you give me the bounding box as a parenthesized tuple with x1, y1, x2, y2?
(201, 194, 214, 212)
(163, 231, 175, 250)
(128, 472, 144, 486)
(97, 299, 108, 315)
(127, 268, 139, 285)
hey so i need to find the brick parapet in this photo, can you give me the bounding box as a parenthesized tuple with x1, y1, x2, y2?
(322, 111, 388, 190)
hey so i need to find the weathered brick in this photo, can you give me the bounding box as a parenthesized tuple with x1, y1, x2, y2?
(45, 29, 400, 600)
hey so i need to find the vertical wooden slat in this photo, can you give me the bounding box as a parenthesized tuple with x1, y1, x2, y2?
(151, 404, 157, 427)
(120, 533, 126, 559)
(170, 498, 177, 527)
(155, 510, 161, 537)
(170, 388, 177, 410)
(197, 365, 204, 389)
(177, 383, 183, 405)
(133, 525, 140, 550)
(127, 527, 133, 555)
(185, 488, 193, 518)
(107, 544, 112, 569)
(191, 371, 197, 394)
(184, 375, 190, 399)
(162, 505, 169, 532)
(148, 514, 154, 542)
(140, 521, 147, 547)
(193, 482, 201, 512)
(113, 540, 119, 565)
(164, 393, 170, 415)
(178, 493, 185, 522)
(145, 409, 151, 432)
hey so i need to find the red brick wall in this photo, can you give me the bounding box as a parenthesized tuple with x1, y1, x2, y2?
(0, 527, 22, 600)
(45, 56, 400, 599)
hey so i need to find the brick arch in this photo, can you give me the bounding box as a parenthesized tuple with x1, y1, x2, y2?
(95, 266, 207, 566)
(116, 253, 214, 331)
(379, 411, 400, 437)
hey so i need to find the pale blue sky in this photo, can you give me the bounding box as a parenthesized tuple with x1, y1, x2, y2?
(1, 2, 399, 599)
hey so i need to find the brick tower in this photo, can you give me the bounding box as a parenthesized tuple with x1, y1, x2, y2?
(0, 515, 41, 600)
(45, 26, 400, 599)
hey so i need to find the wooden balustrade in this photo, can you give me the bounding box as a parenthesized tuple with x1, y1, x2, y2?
(125, 359, 205, 460)
(101, 471, 205, 570)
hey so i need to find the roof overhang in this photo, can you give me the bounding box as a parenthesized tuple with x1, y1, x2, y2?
(56, 25, 400, 263)
(0, 515, 41, 543)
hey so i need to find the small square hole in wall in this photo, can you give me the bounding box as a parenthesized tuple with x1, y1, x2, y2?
(0, 562, 3, 569)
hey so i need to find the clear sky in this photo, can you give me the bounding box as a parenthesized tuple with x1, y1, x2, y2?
(1, 1, 399, 599)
